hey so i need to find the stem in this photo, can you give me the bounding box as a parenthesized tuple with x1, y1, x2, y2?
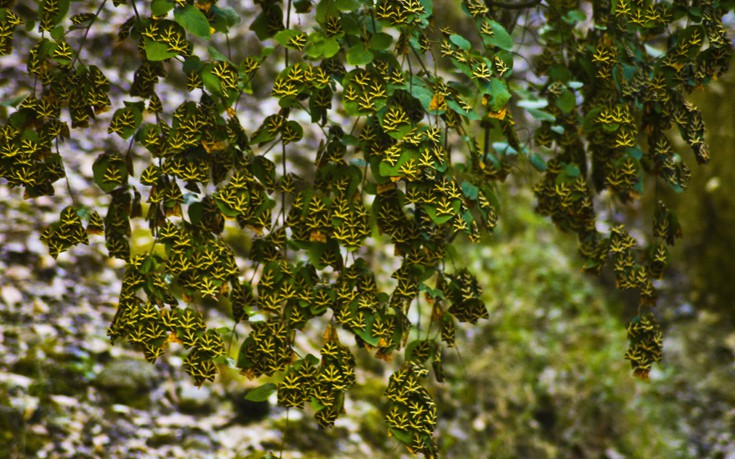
(58, 139, 77, 205)
(71, 0, 108, 67)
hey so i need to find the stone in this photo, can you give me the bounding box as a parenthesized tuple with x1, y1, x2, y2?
(93, 358, 158, 409)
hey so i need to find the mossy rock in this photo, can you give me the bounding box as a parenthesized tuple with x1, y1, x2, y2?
(93, 358, 159, 408)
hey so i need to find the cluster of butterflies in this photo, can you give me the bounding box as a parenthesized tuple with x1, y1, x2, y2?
(529, 0, 732, 379)
(4, 0, 732, 456)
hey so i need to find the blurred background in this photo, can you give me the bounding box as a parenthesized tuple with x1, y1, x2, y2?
(1, 1, 734, 458)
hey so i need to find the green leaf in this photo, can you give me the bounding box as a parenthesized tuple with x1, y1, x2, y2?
(346, 43, 374, 66)
(485, 78, 511, 112)
(550, 125, 565, 135)
(424, 205, 454, 225)
(556, 88, 576, 114)
(1, 93, 29, 108)
(151, 0, 175, 16)
(354, 327, 380, 346)
(175, 5, 211, 39)
(335, 0, 361, 11)
(207, 46, 228, 62)
(305, 33, 340, 59)
(482, 19, 513, 51)
(93, 155, 128, 193)
(50, 25, 65, 42)
(529, 152, 547, 171)
(564, 163, 580, 178)
(563, 9, 586, 24)
(275, 29, 303, 47)
(316, 0, 339, 22)
(449, 34, 471, 51)
(244, 383, 277, 402)
(461, 181, 479, 200)
(526, 108, 556, 122)
(144, 39, 176, 61)
(200, 64, 223, 95)
(389, 427, 413, 445)
(210, 6, 240, 33)
(188, 201, 204, 225)
(369, 32, 393, 51)
(516, 98, 548, 109)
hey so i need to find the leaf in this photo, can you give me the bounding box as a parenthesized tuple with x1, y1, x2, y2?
(335, 0, 361, 11)
(151, 0, 175, 16)
(516, 98, 548, 109)
(482, 19, 513, 51)
(144, 39, 176, 61)
(200, 64, 223, 95)
(369, 32, 393, 50)
(556, 88, 576, 113)
(461, 181, 479, 200)
(354, 327, 380, 346)
(564, 163, 580, 178)
(316, 0, 339, 22)
(346, 43, 374, 66)
(424, 205, 454, 225)
(449, 34, 471, 51)
(275, 29, 303, 47)
(389, 427, 413, 445)
(485, 78, 511, 112)
(175, 5, 211, 39)
(93, 155, 128, 193)
(210, 6, 240, 33)
(244, 383, 277, 402)
(526, 108, 556, 122)
(305, 33, 340, 59)
(1, 93, 29, 108)
(529, 152, 547, 171)
(207, 46, 228, 62)
(563, 9, 586, 24)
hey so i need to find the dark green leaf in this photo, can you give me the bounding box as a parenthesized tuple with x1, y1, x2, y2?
(210, 6, 240, 33)
(244, 383, 277, 402)
(461, 181, 479, 200)
(346, 43, 374, 66)
(316, 0, 339, 22)
(335, 0, 361, 11)
(151, 0, 175, 16)
(556, 88, 576, 114)
(389, 428, 413, 445)
(175, 5, 211, 39)
(369, 32, 393, 50)
(564, 163, 580, 178)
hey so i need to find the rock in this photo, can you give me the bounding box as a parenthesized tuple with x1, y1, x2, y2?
(181, 427, 217, 451)
(93, 358, 158, 409)
(229, 391, 271, 424)
(177, 381, 214, 414)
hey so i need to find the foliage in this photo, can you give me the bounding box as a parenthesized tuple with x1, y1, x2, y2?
(0, 0, 733, 456)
